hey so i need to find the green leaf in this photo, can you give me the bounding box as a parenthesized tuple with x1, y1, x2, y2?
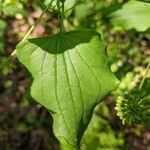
(108, 0, 150, 31)
(16, 29, 118, 150)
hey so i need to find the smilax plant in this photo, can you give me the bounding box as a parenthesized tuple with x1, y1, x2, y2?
(12, 0, 119, 149)
(5, 0, 150, 150)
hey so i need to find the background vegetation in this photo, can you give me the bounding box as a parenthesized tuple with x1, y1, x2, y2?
(0, 0, 150, 149)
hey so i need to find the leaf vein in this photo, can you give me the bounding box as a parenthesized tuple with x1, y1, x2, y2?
(63, 36, 85, 120)
(62, 53, 77, 124)
(54, 35, 71, 138)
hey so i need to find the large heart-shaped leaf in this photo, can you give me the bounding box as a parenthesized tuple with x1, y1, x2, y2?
(16, 29, 118, 150)
(108, 0, 150, 31)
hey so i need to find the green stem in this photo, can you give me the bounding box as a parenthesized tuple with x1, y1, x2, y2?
(0, 0, 54, 71)
(61, 1, 65, 33)
(11, 25, 34, 56)
(139, 60, 150, 90)
(11, 0, 54, 56)
(57, 0, 65, 33)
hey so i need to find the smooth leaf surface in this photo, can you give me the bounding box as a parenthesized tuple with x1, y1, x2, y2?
(16, 30, 118, 150)
(108, 0, 150, 31)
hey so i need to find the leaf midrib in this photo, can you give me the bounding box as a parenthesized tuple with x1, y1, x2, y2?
(54, 35, 73, 141)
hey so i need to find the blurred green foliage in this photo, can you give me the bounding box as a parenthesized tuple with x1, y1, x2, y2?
(81, 105, 124, 150)
(0, 0, 27, 17)
(108, 0, 150, 31)
(0, 20, 7, 54)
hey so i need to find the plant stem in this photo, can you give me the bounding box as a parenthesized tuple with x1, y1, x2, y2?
(139, 60, 150, 90)
(11, 25, 34, 56)
(11, 0, 54, 56)
(57, 0, 65, 33)
(61, 1, 65, 33)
